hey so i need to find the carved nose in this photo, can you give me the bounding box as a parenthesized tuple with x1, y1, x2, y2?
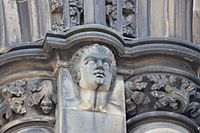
(96, 60, 103, 69)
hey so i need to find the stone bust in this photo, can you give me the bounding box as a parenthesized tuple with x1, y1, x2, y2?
(70, 44, 116, 112)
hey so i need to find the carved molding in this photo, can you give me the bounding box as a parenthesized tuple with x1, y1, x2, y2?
(0, 116, 55, 133)
(0, 79, 56, 127)
(125, 73, 200, 124)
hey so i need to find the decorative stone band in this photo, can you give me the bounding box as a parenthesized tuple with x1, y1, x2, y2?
(127, 111, 200, 133)
(0, 116, 55, 133)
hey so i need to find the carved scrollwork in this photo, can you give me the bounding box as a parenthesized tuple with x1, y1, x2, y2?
(0, 100, 12, 126)
(2, 80, 27, 115)
(147, 74, 189, 112)
(2, 80, 26, 97)
(106, 0, 117, 29)
(125, 73, 200, 122)
(184, 80, 200, 124)
(69, 0, 83, 27)
(125, 76, 150, 116)
(0, 79, 56, 127)
(27, 80, 57, 114)
(122, 0, 136, 38)
(187, 102, 200, 118)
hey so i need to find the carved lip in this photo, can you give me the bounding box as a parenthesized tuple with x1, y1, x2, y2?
(94, 70, 105, 78)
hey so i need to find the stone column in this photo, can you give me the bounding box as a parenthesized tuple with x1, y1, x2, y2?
(84, 0, 106, 25)
(193, 0, 200, 44)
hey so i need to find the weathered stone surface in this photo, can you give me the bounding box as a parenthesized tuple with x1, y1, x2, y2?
(0, 79, 56, 128)
(56, 44, 126, 133)
(0, 0, 196, 50)
(0, 1, 200, 133)
(125, 73, 200, 121)
(193, 0, 200, 44)
(64, 109, 126, 133)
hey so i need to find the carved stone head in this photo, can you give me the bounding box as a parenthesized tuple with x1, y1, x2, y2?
(40, 97, 52, 114)
(70, 44, 116, 111)
(70, 44, 116, 91)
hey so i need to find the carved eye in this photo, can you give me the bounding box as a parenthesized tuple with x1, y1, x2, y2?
(102, 60, 111, 67)
(85, 58, 97, 65)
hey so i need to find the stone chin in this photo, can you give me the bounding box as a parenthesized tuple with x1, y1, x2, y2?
(94, 77, 105, 86)
(94, 77, 112, 92)
(94, 69, 106, 86)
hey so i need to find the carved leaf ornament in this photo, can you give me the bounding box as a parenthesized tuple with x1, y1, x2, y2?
(28, 80, 56, 114)
(0, 79, 56, 127)
(125, 73, 200, 121)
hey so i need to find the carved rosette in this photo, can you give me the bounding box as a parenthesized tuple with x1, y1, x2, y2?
(125, 73, 200, 124)
(106, 0, 117, 29)
(0, 79, 56, 127)
(122, 0, 136, 38)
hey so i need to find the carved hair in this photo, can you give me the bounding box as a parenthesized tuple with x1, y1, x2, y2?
(70, 44, 116, 84)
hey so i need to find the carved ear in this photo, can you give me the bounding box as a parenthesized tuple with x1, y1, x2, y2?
(112, 66, 117, 76)
(76, 71, 81, 83)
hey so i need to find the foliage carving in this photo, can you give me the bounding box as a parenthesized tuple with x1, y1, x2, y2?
(125, 73, 200, 123)
(0, 79, 56, 127)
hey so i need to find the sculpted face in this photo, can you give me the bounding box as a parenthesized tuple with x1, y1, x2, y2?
(79, 52, 113, 90)
(70, 44, 116, 111)
(40, 97, 52, 114)
(70, 44, 116, 91)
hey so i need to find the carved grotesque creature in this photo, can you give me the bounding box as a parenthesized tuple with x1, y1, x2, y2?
(40, 97, 53, 114)
(70, 44, 116, 112)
